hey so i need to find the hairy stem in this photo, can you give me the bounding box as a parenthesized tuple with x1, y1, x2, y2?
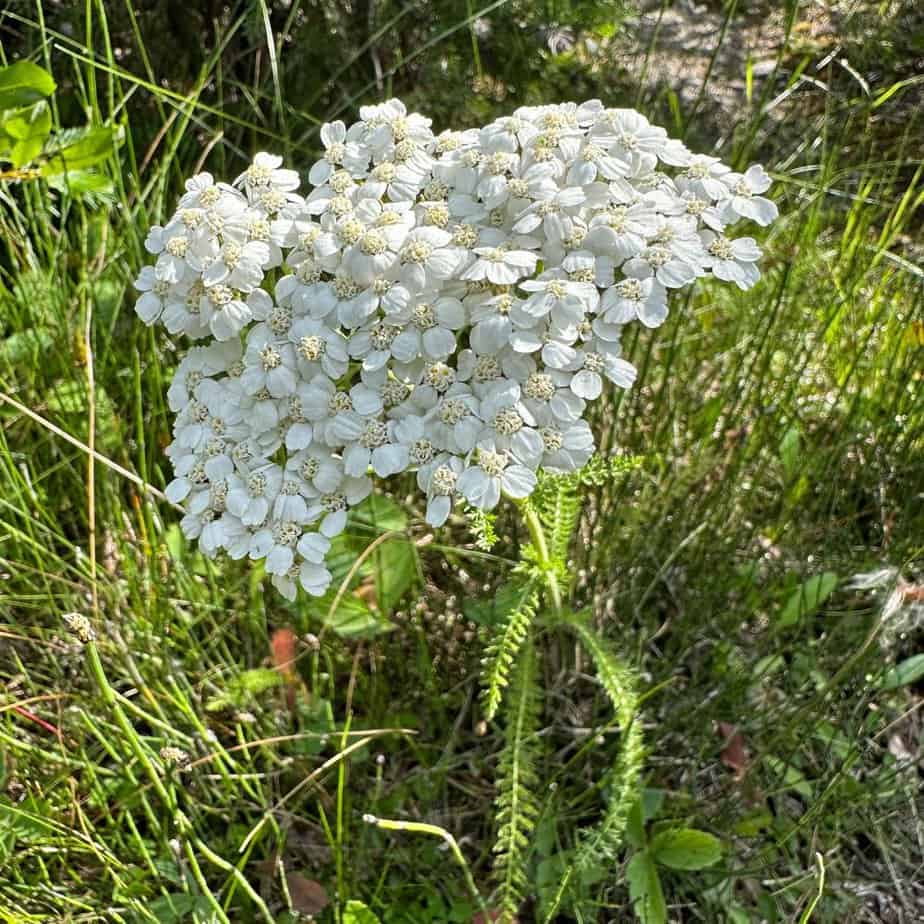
(519, 501, 563, 615)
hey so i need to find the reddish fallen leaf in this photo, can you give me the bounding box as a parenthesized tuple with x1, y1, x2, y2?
(271, 627, 298, 679)
(271, 627, 298, 713)
(900, 580, 924, 602)
(717, 721, 749, 780)
(286, 872, 329, 916)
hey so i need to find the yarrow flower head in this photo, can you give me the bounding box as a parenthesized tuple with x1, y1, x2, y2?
(136, 99, 777, 600)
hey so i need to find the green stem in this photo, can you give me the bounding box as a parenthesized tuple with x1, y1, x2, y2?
(519, 501, 563, 615)
(363, 815, 487, 914)
(85, 641, 175, 810)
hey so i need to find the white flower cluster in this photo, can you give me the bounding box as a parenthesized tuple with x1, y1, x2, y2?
(135, 99, 777, 600)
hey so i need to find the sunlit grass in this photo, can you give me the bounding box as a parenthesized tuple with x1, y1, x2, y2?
(1, 1, 922, 921)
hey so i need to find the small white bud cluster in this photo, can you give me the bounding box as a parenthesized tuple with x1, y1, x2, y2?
(136, 99, 777, 600)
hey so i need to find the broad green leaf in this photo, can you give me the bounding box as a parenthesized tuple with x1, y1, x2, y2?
(778, 572, 838, 627)
(464, 580, 526, 627)
(626, 790, 665, 849)
(352, 492, 406, 532)
(10, 136, 44, 168)
(206, 667, 282, 711)
(642, 789, 665, 823)
(764, 755, 814, 799)
(734, 809, 773, 837)
(40, 124, 122, 176)
(727, 906, 752, 924)
(346, 494, 418, 615)
(3, 101, 51, 141)
(881, 653, 924, 690)
(146, 894, 214, 923)
(0, 326, 54, 366)
(47, 169, 114, 199)
(306, 591, 394, 638)
(1, 101, 51, 168)
(0, 61, 56, 110)
(626, 799, 646, 849)
(374, 536, 418, 615)
(343, 900, 381, 924)
(627, 849, 666, 924)
(650, 828, 722, 870)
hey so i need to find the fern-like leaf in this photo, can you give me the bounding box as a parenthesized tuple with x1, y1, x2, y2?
(543, 613, 645, 921)
(493, 640, 542, 924)
(538, 475, 582, 569)
(480, 579, 540, 721)
(464, 504, 499, 550)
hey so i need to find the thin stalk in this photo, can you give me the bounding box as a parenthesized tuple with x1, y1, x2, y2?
(84, 641, 175, 811)
(363, 815, 487, 915)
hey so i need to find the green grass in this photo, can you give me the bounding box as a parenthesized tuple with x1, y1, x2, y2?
(1, 1, 923, 921)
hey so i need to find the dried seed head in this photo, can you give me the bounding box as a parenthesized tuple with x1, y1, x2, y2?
(62, 612, 96, 644)
(159, 746, 191, 769)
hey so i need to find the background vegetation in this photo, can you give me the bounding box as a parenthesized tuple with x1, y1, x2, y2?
(1, 0, 922, 921)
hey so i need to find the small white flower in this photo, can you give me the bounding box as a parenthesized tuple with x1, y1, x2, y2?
(241, 328, 298, 398)
(518, 274, 599, 328)
(720, 165, 777, 226)
(476, 380, 543, 468)
(285, 443, 344, 496)
(134, 266, 173, 325)
(584, 200, 660, 260)
(398, 227, 461, 293)
(201, 286, 272, 341)
(600, 276, 668, 328)
(227, 463, 283, 527)
(675, 154, 732, 200)
(202, 239, 272, 290)
(461, 239, 538, 285)
(567, 342, 636, 399)
(250, 519, 303, 575)
(337, 415, 409, 478)
(701, 232, 762, 290)
(532, 408, 595, 473)
(457, 441, 537, 510)
(387, 296, 467, 362)
(310, 121, 369, 186)
(305, 475, 372, 537)
(418, 454, 464, 526)
(289, 317, 350, 379)
(467, 289, 518, 355)
(236, 152, 301, 195)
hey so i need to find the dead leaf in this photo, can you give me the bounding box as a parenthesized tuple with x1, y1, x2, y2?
(899, 580, 924, 603)
(271, 627, 298, 679)
(286, 872, 329, 916)
(354, 578, 378, 606)
(717, 721, 749, 780)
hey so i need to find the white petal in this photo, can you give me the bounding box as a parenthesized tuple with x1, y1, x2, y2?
(372, 444, 408, 477)
(501, 465, 537, 499)
(571, 369, 603, 399)
(426, 495, 451, 527)
(321, 509, 348, 537)
(423, 327, 457, 359)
